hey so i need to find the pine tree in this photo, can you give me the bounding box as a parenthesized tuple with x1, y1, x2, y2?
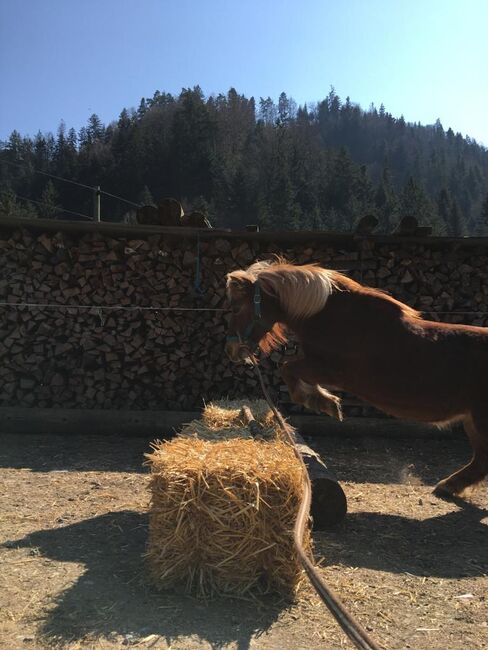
(448, 198, 466, 236)
(258, 97, 277, 125)
(277, 92, 296, 126)
(56, 120, 66, 151)
(86, 114, 104, 144)
(435, 188, 451, 235)
(0, 189, 38, 219)
(327, 86, 341, 114)
(374, 166, 399, 232)
(54, 121, 71, 173)
(78, 126, 89, 149)
(34, 132, 49, 167)
(138, 185, 155, 206)
(437, 188, 450, 217)
(475, 193, 488, 236)
(39, 180, 60, 219)
(400, 177, 434, 224)
(7, 130, 22, 157)
(137, 98, 147, 120)
(67, 128, 77, 150)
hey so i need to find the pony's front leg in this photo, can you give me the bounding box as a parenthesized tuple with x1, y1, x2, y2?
(281, 358, 343, 420)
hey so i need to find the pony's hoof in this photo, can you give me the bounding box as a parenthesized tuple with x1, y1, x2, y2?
(307, 395, 343, 420)
(316, 387, 343, 421)
(330, 403, 344, 421)
(433, 480, 456, 499)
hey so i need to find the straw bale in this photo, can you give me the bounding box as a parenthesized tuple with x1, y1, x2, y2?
(202, 399, 275, 429)
(145, 431, 310, 598)
(179, 399, 278, 441)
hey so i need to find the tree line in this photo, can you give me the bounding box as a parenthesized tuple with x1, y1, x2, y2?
(1, 86, 487, 235)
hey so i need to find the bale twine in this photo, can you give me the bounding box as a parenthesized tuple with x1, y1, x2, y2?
(145, 400, 311, 598)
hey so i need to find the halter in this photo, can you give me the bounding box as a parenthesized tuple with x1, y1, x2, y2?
(226, 282, 268, 346)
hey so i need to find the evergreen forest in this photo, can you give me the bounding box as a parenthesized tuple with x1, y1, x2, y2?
(1, 86, 487, 235)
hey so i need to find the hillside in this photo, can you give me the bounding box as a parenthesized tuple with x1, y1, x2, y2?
(1, 86, 488, 235)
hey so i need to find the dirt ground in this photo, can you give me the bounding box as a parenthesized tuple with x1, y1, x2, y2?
(0, 429, 487, 650)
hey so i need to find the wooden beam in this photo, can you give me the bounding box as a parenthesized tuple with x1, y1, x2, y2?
(0, 407, 199, 436)
(0, 408, 463, 439)
(1, 215, 486, 247)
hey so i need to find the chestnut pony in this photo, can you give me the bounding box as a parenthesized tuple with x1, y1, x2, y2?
(225, 259, 488, 497)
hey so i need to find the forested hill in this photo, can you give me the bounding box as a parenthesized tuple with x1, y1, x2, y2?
(1, 86, 488, 235)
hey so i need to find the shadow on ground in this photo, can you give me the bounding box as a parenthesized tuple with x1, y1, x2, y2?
(4, 496, 488, 647)
(5, 510, 284, 649)
(312, 435, 473, 486)
(0, 431, 473, 488)
(0, 432, 157, 473)
(316, 499, 488, 578)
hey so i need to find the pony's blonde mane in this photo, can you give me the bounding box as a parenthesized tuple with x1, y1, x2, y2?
(241, 259, 337, 319)
(227, 259, 421, 321)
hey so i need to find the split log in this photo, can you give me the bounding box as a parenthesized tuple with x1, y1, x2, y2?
(181, 211, 212, 228)
(240, 405, 347, 529)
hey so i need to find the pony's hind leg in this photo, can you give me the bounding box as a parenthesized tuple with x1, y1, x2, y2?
(434, 411, 488, 497)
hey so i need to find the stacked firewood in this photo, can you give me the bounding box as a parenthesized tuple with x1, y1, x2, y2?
(357, 240, 488, 325)
(0, 226, 487, 412)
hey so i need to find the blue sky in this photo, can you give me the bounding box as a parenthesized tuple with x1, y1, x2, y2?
(1, 0, 487, 145)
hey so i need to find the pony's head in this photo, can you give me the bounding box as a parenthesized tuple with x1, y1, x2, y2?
(224, 259, 336, 362)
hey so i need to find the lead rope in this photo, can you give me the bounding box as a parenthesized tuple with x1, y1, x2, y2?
(250, 358, 383, 650)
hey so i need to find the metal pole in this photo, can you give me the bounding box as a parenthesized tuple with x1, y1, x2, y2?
(94, 185, 101, 222)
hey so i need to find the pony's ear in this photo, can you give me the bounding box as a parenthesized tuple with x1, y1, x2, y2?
(226, 271, 254, 296)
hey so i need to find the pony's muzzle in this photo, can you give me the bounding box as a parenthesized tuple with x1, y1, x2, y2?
(225, 341, 251, 364)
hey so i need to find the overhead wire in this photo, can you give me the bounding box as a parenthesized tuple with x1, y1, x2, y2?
(10, 193, 93, 221)
(0, 159, 141, 208)
(1, 159, 96, 192)
(97, 189, 140, 208)
(0, 301, 228, 313)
